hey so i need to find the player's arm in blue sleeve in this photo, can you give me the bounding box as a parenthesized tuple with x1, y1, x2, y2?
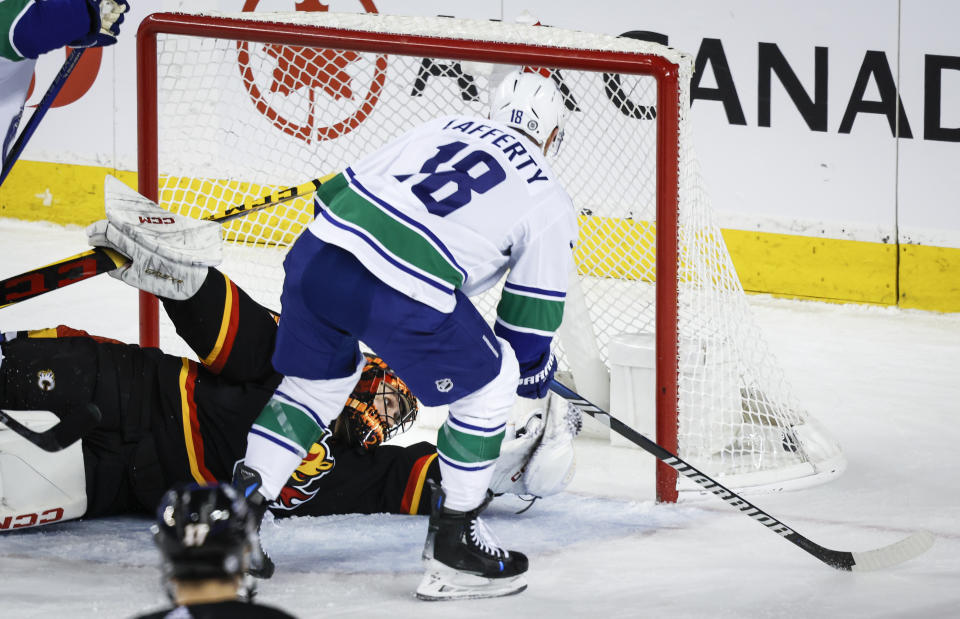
(2, 0, 127, 61)
(2, 0, 92, 60)
(494, 201, 576, 396)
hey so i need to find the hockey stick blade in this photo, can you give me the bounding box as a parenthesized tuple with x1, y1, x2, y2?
(845, 530, 935, 572)
(548, 379, 935, 571)
(0, 404, 101, 452)
(0, 174, 334, 309)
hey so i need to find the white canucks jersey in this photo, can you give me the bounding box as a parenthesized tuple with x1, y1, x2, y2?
(308, 114, 576, 357)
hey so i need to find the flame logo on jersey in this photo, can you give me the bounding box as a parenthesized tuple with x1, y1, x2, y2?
(272, 432, 336, 511)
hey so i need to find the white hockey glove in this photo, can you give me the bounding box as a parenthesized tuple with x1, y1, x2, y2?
(86, 176, 222, 300)
(489, 391, 581, 497)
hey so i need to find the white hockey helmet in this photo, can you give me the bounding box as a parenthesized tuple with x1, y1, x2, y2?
(489, 70, 567, 150)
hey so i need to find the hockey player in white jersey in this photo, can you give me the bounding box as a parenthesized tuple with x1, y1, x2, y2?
(234, 70, 575, 600)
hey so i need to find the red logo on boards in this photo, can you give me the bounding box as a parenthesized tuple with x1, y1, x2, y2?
(24, 47, 102, 109)
(239, 0, 387, 144)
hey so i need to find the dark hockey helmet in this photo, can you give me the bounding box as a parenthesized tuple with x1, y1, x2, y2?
(152, 482, 255, 582)
(335, 353, 419, 449)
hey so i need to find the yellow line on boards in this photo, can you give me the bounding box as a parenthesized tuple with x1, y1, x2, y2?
(4, 160, 960, 313)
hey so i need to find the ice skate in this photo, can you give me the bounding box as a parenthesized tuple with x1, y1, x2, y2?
(232, 463, 275, 579)
(416, 482, 528, 601)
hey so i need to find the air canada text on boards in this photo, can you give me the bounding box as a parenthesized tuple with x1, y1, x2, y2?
(629, 31, 959, 142)
(410, 26, 959, 144)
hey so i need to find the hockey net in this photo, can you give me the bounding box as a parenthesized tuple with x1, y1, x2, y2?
(137, 11, 844, 502)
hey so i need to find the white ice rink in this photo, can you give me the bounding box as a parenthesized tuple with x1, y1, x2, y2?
(0, 218, 957, 618)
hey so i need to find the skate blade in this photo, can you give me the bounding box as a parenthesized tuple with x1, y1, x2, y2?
(415, 560, 527, 601)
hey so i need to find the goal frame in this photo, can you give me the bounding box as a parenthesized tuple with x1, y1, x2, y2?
(136, 11, 684, 501)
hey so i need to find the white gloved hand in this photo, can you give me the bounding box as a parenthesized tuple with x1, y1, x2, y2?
(86, 176, 221, 300)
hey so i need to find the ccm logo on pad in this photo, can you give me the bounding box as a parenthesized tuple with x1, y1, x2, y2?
(0, 507, 65, 529)
(138, 216, 176, 224)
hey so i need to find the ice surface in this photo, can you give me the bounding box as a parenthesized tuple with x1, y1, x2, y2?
(1, 219, 957, 618)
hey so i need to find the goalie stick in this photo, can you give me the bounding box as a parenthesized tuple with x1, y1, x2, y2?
(548, 379, 935, 571)
(0, 404, 101, 452)
(0, 175, 332, 309)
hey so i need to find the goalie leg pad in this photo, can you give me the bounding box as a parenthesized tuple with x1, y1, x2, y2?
(0, 413, 87, 530)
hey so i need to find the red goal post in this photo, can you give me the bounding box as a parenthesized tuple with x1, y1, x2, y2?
(135, 11, 842, 503)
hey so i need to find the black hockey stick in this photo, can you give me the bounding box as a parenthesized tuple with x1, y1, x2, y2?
(0, 404, 101, 452)
(0, 49, 85, 188)
(0, 174, 333, 309)
(548, 379, 935, 571)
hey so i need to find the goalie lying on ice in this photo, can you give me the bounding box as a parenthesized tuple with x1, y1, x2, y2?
(0, 264, 580, 531)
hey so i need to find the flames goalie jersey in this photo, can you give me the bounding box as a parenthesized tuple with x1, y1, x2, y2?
(308, 114, 578, 366)
(0, 268, 441, 525)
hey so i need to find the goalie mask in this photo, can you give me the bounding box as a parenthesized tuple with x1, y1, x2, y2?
(334, 353, 419, 449)
(489, 69, 568, 154)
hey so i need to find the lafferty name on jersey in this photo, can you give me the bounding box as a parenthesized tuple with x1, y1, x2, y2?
(441, 118, 550, 184)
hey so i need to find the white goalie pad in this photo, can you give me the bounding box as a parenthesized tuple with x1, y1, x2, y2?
(489, 392, 581, 497)
(0, 411, 87, 531)
(86, 175, 222, 300)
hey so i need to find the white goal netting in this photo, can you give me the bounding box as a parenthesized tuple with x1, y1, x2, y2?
(142, 11, 844, 497)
